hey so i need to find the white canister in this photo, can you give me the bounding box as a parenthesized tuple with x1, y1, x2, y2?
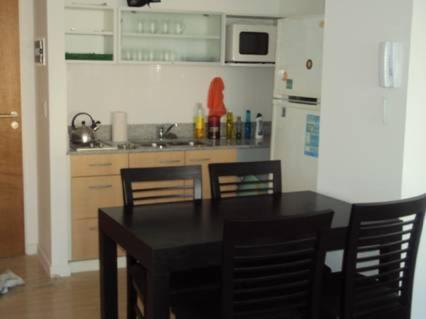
(112, 111, 128, 143)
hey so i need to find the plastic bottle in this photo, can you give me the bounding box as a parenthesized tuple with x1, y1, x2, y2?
(208, 115, 220, 140)
(255, 113, 264, 140)
(194, 104, 205, 139)
(225, 112, 234, 140)
(235, 116, 243, 140)
(244, 110, 252, 140)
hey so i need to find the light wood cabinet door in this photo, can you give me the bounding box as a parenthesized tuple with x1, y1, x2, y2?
(71, 154, 128, 177)
(72, 218, 124, 260)
(185, 149, 237, 199)
(71, 175, 123, 220)
(129, 151, 185, 168)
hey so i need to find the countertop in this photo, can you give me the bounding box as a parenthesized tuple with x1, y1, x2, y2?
(68, 137, 271, 156)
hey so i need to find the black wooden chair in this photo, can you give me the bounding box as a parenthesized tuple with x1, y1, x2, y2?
(120, 166, 220, 319)
(322, 194, 426, 319)
(121, 165, 202, 207)
(173, 210, 334, 319)
(208, 160, 282, 199)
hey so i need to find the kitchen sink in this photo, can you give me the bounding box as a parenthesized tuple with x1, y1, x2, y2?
(130, 139, 211, 149)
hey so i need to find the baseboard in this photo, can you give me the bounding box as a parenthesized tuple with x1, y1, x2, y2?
(37, 245, 51, 276)
(25, 243, 38, 256)
(37, 246, 72, 278)
(69, 257, 127, 273)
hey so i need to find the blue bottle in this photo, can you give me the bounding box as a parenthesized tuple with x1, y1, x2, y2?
(244, 110, 252, 139)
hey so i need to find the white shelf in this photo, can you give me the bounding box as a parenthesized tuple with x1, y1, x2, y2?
(122, 32, 221, 40)
(66, 30, 114, 36)
(225, 62, 275, 68)
(65, 4, 113, 11)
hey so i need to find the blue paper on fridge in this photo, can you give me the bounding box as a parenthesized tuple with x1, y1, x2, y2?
(304, 114, 320, 158)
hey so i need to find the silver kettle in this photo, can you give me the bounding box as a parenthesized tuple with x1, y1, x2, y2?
(70, 112, 101, 145)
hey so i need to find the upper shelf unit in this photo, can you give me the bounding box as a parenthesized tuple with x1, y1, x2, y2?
(119, 9, 224, 64)
(65, 5, 116, 62)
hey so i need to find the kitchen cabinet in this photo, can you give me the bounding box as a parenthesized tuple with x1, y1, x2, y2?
(70, 154, 128, 260)
(185, 149, 237, 199)
(119, 9, 224, 64)
(65, 4, 116, 62)
(70, 148, 237, 261)
(129, 151, 185, 168)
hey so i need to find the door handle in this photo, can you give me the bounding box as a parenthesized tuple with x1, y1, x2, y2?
(0, 111, 19, 118)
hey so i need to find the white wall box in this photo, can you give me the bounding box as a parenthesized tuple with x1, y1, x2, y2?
(65, 5, 116, 62)
(119, 9, 224, 65)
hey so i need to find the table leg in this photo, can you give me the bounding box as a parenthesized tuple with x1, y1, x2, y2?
(127, 254, 137, 319)
(99, 228, 118, 319)
(145, 270, 170, 319)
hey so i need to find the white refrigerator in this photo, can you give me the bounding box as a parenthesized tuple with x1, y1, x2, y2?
(271, 15, 324, 192)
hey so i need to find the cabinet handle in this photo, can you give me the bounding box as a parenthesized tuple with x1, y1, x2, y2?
(159, 160, 182, 164)
(89, 163, 113, 167)
(190, 158, 211, 163)
(88, 185, 113, 190)
(89, 226, 98, 231)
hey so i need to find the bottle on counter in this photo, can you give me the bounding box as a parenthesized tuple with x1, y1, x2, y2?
(194, 103, 205, 139)
(208, 115, 220, 140)
(225, 112, 234, 140)
(235, 116, 243, 140)
(244, 110, 252, 140)
(255, 113, 264, 140)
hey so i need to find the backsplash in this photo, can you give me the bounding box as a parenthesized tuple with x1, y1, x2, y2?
(90, 122, 272, 141)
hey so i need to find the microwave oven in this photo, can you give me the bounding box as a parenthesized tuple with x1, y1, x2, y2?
(226, 24, 277, 64)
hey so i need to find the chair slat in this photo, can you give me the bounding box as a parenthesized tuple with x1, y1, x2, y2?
(209, 160, 282, 199)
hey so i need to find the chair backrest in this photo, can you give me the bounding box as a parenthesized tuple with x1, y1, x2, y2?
(341, 194, 426, 319)
(222, 210, 334, 319)
(120, 165, 202, 207)
(209, 160, 282, 199)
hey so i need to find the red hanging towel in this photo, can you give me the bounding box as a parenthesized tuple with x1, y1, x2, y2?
(207, 77, 227, 117)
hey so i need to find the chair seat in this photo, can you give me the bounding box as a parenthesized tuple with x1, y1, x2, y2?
(321, 272, 404, 319)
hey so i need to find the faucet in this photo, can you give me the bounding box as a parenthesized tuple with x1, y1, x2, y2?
(158, 123, 178, 140)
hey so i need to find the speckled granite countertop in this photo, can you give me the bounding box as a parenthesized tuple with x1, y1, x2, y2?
(68, 137, 271, 156)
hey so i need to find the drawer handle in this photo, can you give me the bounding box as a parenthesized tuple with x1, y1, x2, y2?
(88, 163, 113, 167)
(89, 226, 98, 231)
(88, 185, 113, 190)
(190, 158, 211, 163)
(159, 160, 182, 164)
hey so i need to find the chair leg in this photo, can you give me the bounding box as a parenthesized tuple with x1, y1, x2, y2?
(127, 254, 138, 319)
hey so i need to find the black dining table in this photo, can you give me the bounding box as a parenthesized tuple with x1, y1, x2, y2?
(98, 191, 351, 319)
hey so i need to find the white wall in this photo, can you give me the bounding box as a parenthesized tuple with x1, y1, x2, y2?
(317, 0, 413, 203)
(34, 0, 52, 270)
(68, 65, 274, 124)
(318, 0, 425, 317)
(402, 0, 426, 317)
(280, 0, 325, 16)
(33, 0, 70, 277)
(19, 0, 38, 255)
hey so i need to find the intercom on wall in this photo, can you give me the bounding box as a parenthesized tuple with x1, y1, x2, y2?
(379, 41, 402, 88)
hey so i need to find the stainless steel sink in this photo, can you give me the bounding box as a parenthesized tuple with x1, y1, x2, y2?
(130, 139, 211, 149)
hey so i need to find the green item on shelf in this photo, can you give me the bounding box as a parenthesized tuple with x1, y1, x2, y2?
(65, 53, 113, 61)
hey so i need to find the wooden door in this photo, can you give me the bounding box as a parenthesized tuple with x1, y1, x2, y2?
(0, 0, 25, 257)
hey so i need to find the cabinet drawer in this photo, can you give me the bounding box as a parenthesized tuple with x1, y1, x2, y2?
(129, 151, 185, 168)
(71, 154, 128, 177)
(72, 219, 124, 261)
(71, 176, 123, 220)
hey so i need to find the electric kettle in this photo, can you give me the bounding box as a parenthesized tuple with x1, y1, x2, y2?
(70, 112, 101, 145)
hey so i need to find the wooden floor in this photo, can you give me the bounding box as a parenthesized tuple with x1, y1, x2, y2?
(0, 256, 128, 319)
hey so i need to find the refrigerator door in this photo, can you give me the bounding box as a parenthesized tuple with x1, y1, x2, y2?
(274, 16, 324, 99)
(271, 100, 319, 192)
